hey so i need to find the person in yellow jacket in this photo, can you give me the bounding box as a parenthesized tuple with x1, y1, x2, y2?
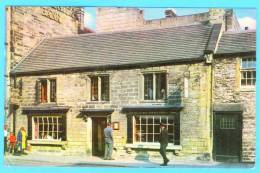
(17, 127, 27, 154)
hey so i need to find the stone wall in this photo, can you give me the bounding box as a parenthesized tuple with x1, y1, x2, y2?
(6, 7, 83, 69)
(15, 62, 212, 159)
(5, 7, 84, 134)
(96, 8, 240, 33)
(213, 57, 256, 162)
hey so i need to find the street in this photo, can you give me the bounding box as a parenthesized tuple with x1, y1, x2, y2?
(4, 153, 255, 168)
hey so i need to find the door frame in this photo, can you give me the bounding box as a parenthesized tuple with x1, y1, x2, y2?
(213, 111, 242, 162)
(91, 116, 107, 156)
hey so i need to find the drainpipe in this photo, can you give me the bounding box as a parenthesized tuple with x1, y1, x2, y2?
(209, 24, 224, 161)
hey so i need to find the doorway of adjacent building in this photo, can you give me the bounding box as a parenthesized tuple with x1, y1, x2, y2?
(92, 117, 107, 156)
(213, 113, 242, 162)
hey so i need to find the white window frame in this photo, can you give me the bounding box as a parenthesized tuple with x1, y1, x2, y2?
(240, 57, 256, 89)
(38, 78, 57, 103)
(32, 115, 64, 141)
(89, 75, 110, 102)
(142, 72, 168, 101)
(133, 115, 178, 144)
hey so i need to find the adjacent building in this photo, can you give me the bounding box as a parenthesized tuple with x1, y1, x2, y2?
(5, 7, 92, 135)
(6, 8, 256, 163)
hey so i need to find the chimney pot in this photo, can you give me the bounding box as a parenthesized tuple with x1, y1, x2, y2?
(165, 9, 177, 18)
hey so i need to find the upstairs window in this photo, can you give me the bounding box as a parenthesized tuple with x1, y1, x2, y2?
(35, 79, 57, 103)
(144, 73, 167, 100)
(91, 76, 98, 101)
(241, 57, 256, 87)
(90, 75, 110, 101)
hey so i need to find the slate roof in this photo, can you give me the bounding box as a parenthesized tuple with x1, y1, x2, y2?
(11, 24, 214, 75)
(216, 31, 256, 54)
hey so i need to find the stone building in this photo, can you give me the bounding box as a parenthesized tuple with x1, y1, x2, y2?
(8, 15, 256, 163)
(96, 8, 241, 33)
(5, 7, 92, 134)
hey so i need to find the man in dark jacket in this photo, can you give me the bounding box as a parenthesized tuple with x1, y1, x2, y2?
(159, 123, 169, 166)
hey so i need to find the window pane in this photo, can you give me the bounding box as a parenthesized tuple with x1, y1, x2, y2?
(242, 59, 247, 68)
(141, 125, 146, 133)
(154, 118, 160, 125)
(168, 118, 174, 124)
(148, 118, 153, 124)
(247, 71, 252, 78)
(154, 125, 160, 133)
(148, 134, 153, 142)
(247, 79, 252, 85)
(144, 74, 153, 100)
(156, 73, 167, 100)
(135, 124, 140, 142)
(141, 117, 147, 124)
(168, 125, 174, 133)
(91, 76, 98, 101)
(135, 116, 140, 124)
(168, 135, 174, 143)
(141, 134, 146, 142)
(154, 134, 160, 142)
(161, 117, 167, 124)
(253, 79, 256, 85)
(50, 79, 56, 102)
(101, 76, 109, 101)
(41, 80, 47, 103)
(148, 125, 153, 133)
(241, 79, 246, 86)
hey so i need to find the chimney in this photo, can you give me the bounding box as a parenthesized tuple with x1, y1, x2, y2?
(245, 26, 249, 30)
(165, 9, 177, 18)
(74, 8, 85, 34)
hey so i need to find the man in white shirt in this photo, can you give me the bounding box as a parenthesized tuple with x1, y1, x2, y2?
(4, 125, 8, 154)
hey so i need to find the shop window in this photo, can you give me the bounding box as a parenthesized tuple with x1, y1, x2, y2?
(32, 116, 66, 141)
(144, 73, 167, 100)
(133, 115, 180, 144)
(90, 75, 109, 101)
(241, 57, 256, 86)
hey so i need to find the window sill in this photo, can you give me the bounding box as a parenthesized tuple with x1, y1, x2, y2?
(125, 143, 182, 150)
(140, 100, 166, 104)
(240, 87, 256, 92)
(28, 140, 67, 146)
(38, 102, 57, 105)
(86, 101, 110, 104)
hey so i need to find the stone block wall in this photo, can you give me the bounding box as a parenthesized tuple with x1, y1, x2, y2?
(213, 57, 256, 162)
(96, 8, 239, 33)
(5, 6, 84, 134)
(6, 7, 83, 69)
(15, 62, 212, 158)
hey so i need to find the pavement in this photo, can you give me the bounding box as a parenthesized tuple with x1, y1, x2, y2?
(4, 152, 255, 168)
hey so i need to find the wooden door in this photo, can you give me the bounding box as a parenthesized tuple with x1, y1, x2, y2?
(213, 113, 242, 162)
(92, 117, 107, 156)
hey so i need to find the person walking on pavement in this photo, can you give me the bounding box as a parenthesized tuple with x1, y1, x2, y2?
(159, 123, 169, 166)
(4, 125, 8, 155)
(104, 122, 114, 160)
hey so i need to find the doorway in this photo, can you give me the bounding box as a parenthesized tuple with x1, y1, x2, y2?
(92, 117, 107, 156)
(213, 112, 242, 162)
